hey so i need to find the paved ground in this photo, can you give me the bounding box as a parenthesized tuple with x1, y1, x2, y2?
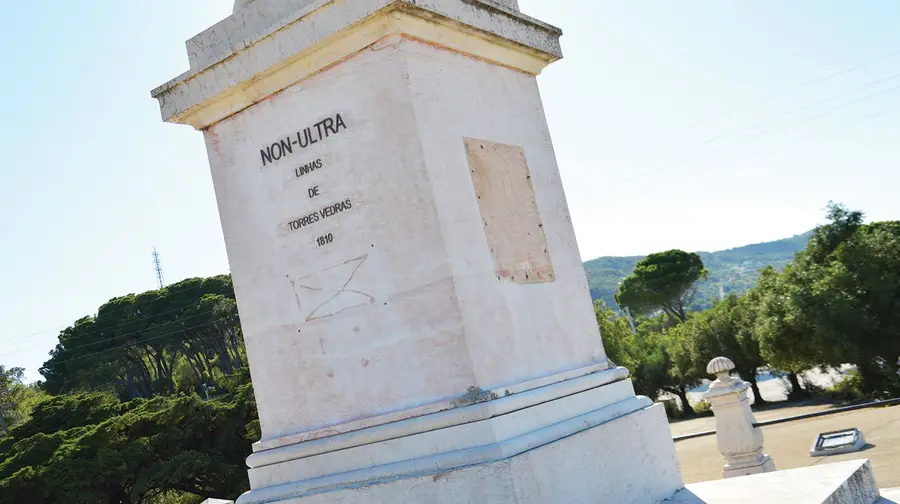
(668, 402, 835, 438)
(673, 404, 900, 488)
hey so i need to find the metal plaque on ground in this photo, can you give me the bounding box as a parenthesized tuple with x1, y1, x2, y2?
(809, 428, 866, 457)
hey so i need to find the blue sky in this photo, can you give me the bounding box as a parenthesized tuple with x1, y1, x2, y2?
(1, 1, 898, 381)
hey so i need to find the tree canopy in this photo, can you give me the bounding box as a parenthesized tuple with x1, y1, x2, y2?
(40, 276, 244, 400)
(615, 250, 709, 323)
(757, 204, 900, 395)
(605, 203, 900, 413)
(0, 383, 257, 504)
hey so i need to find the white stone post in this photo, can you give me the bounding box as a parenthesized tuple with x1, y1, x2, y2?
(704, 357, 775, 478)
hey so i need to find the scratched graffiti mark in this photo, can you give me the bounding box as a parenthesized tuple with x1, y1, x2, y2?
(289, 278, 302, 310)
(291, 254, 375, 322)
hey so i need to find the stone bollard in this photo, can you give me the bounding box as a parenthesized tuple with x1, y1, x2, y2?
(704, 357, 776, 478)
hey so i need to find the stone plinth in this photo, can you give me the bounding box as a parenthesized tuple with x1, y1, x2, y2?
(704, 357, 775, 478)
(152, 1, 683, 502)
(666, 459, 882, 504)
(878, 487, 900, 503)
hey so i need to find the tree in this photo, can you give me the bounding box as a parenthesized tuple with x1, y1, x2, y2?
(804, 202, 864, 264)
(0, 381, 258, 503)
(660, 321, 704, 416)
(40, 276, 246, 400)
(757, 204, 900, 397)
(594, 302, 668, 401)
(615, 250, 709, 323)
(0, 366, 24, 434)
(596, 301, 705, 415)
(594, 301, 636, 370)
(683, 295, 768, 406)
(753, 266, 812, 400)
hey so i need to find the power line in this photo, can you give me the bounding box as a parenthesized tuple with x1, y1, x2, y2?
(583, 54, 900, 185)
(0, 307, 225, 359)
(676, 48, 900, 132)
(688, 71, 900, 150)
(0, 290, 231, 349)
(0, 268, 234, 344)
(633, 102, 900, 190)
(600, 82, 900, 188)
(43, 316, 235, 368)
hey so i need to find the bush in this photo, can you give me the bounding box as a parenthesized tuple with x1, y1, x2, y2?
(826, 370, 865, 401)
(693, 399, 712, 414)
(660, 398, 682, 420)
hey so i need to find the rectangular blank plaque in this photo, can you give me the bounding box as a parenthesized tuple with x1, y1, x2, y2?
(464, 138, 555, 284)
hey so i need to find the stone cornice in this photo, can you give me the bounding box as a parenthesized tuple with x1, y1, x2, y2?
(151, 0, 563, 129)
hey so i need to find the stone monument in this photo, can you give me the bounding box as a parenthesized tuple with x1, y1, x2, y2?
(152, 1, 683, 502)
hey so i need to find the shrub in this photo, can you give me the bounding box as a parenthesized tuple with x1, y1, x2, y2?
(693, 399, 712, 414)
(826, 370, 865, 401)
(660, 398, 682, 420)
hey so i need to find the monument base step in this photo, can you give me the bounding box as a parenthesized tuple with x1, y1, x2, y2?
(239, 402, 681, 503)
(877, 487, 900, 503)
(663, 459, 881, 504)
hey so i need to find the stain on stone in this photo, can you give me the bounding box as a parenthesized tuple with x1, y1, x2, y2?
(319, 337, 325, 354)
(326, 369, 335, 379)
(360, 358, 370, 368)
(352, 325, 361, 333)
(432, 471, 452, 482)
(450, 386, 499, 408)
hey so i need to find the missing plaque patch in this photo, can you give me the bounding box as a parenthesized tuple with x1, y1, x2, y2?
(464, 138, 554, 284)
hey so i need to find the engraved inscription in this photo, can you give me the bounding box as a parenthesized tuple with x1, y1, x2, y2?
(260, 114, 347, 167)
(315, 233, 334, 248)
(280, 199, 353, 234)
(295, 158, 325, 178)
(263, 114, 352, 248)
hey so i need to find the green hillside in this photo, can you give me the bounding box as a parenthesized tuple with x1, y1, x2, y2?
(584, 231, 813, 311)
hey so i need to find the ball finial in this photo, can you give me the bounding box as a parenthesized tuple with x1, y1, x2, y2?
(707, 356, 735, 379)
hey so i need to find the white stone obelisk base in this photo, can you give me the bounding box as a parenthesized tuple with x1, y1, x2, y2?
(152, 1, 685, 502)
(704, 357, 775, 479)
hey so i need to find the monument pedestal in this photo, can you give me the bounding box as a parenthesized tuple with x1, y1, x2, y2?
(153, 1, 683, 502)
(243, 368, 680, 503)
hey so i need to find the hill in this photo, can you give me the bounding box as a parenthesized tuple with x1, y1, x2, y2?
(583, 231, 813, 311)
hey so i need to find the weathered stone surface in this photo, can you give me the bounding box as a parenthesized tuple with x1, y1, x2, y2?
(245, 403, 681, 504)
(877, 486, 900, 503)
(152, 0, 563, 129)
(665, 459, 882, 504)
(200, 38, 608, 445)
